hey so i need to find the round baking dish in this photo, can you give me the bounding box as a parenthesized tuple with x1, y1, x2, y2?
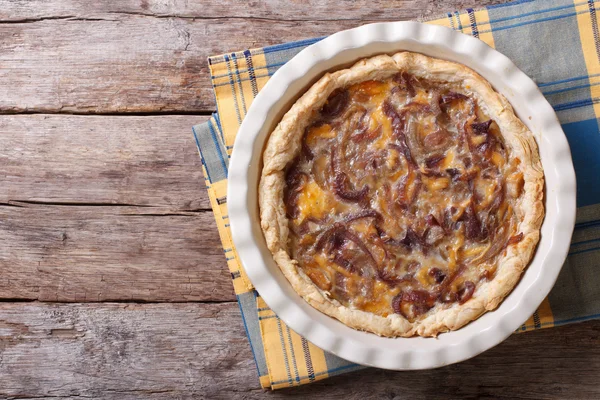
(227, 21, 576, 370)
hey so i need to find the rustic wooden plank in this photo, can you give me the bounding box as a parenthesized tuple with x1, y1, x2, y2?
(0, 204, 234, 302)
(0, 115, 209, 210)
(1, 0, 503, 21)
(0, 302, 598, 399)
(0, 302, 257, 399)
(0, 0, 503, 114)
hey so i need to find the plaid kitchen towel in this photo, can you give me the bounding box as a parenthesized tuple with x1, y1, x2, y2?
(193, 0, 600, 389)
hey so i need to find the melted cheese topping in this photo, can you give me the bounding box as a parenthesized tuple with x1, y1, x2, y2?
(284, 73, 524, 321)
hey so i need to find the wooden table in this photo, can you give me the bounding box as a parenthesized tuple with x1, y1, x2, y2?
(1, 1, 599, 398)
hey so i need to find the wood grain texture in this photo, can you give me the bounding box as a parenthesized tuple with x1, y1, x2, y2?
(0, 302, 598, 399)
(0, 114, 232, 302)
(0, 204, 234, 302)
(0, 115, 209, 210)
(2, 0, 599, 398)
(0, 302, 256, 399)
(0, 0, 503, 114)
(1, 0, 502, 21)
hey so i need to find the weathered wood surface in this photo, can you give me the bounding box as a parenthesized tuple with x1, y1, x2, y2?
(0, 204, 233, 302)
(0, 302, 255, 399)
(0, 0, 502, 114)
(0, 302, 598, 399)
(1, 0, 599, 398)
(0, 115, 209, 210)
(0, 115, 231, 302)
(1, 0, 501, 21)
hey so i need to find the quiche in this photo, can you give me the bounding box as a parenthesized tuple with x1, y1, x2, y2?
(259, 52, 544, 337)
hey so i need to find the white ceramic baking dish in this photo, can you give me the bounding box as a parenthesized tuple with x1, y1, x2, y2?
(227, 21, 576, 370)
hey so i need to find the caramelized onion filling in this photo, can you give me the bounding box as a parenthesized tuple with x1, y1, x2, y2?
(284, 74, 523, 320)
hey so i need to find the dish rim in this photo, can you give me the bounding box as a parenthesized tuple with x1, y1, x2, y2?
(227, 21, 577, 370)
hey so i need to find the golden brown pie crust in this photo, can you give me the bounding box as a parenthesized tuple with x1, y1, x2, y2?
(259, 52, 544, 337)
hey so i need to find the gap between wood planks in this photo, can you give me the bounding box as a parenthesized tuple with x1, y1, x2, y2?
(0, 0, 503, 23)
(0, 299, 236, 304)
(0, 110, 215, 116)
(1, 14, 403, 24)
(0, 200, 212, 213)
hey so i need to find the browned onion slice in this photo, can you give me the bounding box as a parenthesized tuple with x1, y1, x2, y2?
(376, 226, 400, 246)
(471, 224, 511, 266)
(285, 158, 303, 186)
(321, 88, 349, 119)
(460, 114, 478, 152)
(429, 89, 442, 116)
(446, 168, 460, 181)
(353, 125, 381, 143)
(476, 179, 504, 239)
(383, 100, 417, 166)
(387, 142, 412, 165)
(392, 290, 435, 319)
(387, 99, 450, 165)
(436, 264, 467, 303)
(314, 224, 342, 251)
(400, 227, 427, 252)
(475, 136, 494, 155)
(469, 120, 503, 159)
(507, 232, 524, 245)
(440, 91, 469, 104)
(301, 125, 315, 159)
(292, 216, 328, 236)
(425, 214, 445, 245)
(425, 214, 441, 227)
(311, 153, 332, 190)
(283, 160, 308, 219)
(489, 180, 505, 212)
(362, 150, 387, 172)
(425, 154, 445, 168)
(333, 252, 355, 273)
(457, 281, 476, 304)
(284, 191, 302, 219)
(393, 72, 417, 97)
(341, 229, 377, 266)
(429, 268, 446, 284)
(423, 128, 449, 149)
(332, 272, 350, 302)
(459, 202, 485, 241)
(378, 268, 414, 287)
(344, 209, 383, 223)
(333, 172, 369, 202)
(314, 225, 377, 271)
(347, 106, 378, 143)
(442, 207, 458, 231)
(471, 119, 492, 134)
(330, 146, 369, 202)
(395, 172, 421, 208)
(290, 222, 307, 236)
